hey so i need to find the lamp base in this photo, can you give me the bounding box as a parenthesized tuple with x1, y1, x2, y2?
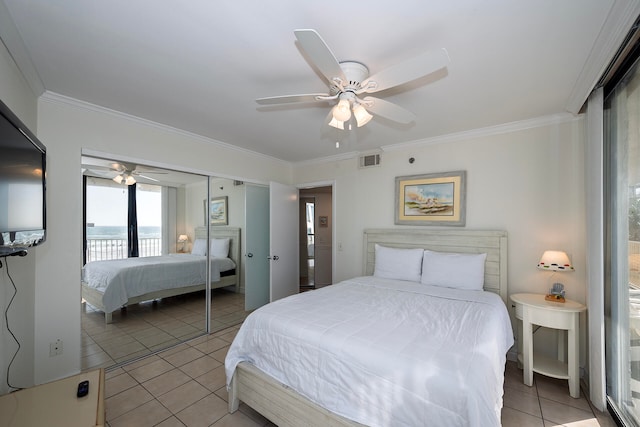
(545, 294, 566, 303)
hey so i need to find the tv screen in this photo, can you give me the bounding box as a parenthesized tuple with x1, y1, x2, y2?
(0, 99, 46, 256)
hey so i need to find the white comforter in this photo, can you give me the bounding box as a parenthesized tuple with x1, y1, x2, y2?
(82, 254, 235, 313)
(225, 276, 514, 427)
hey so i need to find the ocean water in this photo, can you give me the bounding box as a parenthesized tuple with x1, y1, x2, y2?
(86, 225, 161, 239)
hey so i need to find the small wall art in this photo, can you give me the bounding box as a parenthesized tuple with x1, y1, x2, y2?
(205, 196, 228, 225)
(395, 171, 466, 226)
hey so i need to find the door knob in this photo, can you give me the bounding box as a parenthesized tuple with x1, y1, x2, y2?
(247, 253, 253, 258)
(268, 255, 279, 260)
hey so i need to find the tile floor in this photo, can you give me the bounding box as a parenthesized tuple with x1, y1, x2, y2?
(104, 323, 618, 427)
(502, 361, 616, 426)
(82, 288, 247, 371)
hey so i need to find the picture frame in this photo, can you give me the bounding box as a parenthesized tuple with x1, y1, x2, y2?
(395, 171, 466, 226)
(205, 196, 228, 225)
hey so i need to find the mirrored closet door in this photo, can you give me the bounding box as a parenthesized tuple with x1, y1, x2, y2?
(80, 156, 213, 369)
(206, 177, 250, 333)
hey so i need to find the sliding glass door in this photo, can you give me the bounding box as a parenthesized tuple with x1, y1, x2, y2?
(605, 53, 640, 427)
(85, 179, 162, 262)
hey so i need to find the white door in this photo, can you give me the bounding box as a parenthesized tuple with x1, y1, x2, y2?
(269, 181, 299, 301)
(244, 184, 270, 311)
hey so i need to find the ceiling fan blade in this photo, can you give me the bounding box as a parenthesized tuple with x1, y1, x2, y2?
(110, 162, 129, 172)
(362, 96, 416, 124)
(137, 174, 159, 182)
(133, 168, 168, 174)
(81, 164, 113, 171)
(256, 93, 332, 105)
(83, 168, 118, 178)
(294, 29, 347, 85)
(360, 48, 449, 94)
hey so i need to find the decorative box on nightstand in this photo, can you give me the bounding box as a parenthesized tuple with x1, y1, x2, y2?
(510, 293, 586, 398)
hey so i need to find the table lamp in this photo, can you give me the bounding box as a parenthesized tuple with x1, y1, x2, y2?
(537, 250, 574, 302)
(177, 234, 189, 253)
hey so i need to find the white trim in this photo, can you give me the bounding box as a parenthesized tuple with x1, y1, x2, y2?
(382, 113, 581, 152)
(566, 0, 640, 114)
(81, 148, 270, 187)
(0, 1, 45, 97)
(296, 180, 337, 286)
(41, 91, 289, 167)
(293, 113, 582, 167)
(585, 87, 606, 411)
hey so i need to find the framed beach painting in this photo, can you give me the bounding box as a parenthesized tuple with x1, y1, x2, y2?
(395, 171, 466, 226)
(205, 196, 228, 225)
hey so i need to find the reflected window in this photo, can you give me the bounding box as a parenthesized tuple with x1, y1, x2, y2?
(85, 178, 162, 261)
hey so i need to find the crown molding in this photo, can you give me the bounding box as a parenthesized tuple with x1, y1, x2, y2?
(40, 91, 290, 166)
(0, 0, 44, 97)
(382, 113, 583, 152)
(565, 0, 640, 114)
(41, 91, 584, 169)
(292, 113, 583, 167)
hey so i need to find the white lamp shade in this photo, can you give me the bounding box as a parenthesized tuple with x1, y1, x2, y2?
(353, 103, 373, 127)
(332, 99, 352, 122)
(537, 250, 574, 271)
(125, 174, 136, 185)
(113, 175, 124, 184)
(328, 117, 345, 130)
(178, 234, 189, 243)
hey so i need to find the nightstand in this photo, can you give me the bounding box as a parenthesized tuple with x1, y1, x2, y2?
(0, 368, 105, 426)
(510, 293, 586, 398)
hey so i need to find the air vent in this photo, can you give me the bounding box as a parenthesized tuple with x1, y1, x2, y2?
(359, 154, 381, 168)
(233, 180, 244, 186)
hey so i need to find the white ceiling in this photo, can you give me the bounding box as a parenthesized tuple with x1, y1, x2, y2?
(1, 0, 635, 163)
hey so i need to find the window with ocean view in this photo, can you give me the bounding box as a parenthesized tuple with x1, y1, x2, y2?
(85, 179, 162, 261)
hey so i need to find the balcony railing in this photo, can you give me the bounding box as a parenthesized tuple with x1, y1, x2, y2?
(86, 238, 162, 262)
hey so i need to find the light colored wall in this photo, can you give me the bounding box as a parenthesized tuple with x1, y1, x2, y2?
(0, 40, 38, 394)
(31, 95, 291, 385)
(293, 117, 587, 362)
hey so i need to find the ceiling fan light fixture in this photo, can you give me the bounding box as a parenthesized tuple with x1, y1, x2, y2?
(332, 99, 352, 122)
(353, 103, 373, 127)
(125, 174, 136, 185)
(328, 117, 344, 130)
(113, 175, 124, 184)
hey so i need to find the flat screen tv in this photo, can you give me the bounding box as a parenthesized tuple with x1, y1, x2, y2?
(0, 98, 46, 256)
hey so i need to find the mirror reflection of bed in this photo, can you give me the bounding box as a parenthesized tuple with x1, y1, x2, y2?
(80, 158, 252, 370)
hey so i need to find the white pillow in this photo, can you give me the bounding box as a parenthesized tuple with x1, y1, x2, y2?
(373, 244, 424, 283)
(421, 250, 487, 291)
(210, 238, 230, 258)
(191, 238, 207, 256)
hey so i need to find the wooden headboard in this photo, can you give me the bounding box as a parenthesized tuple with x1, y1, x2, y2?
(194, 226, 241, 266)
(363, 229, 508, 304)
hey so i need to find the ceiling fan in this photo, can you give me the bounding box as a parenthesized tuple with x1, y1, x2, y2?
(256, 29, 450, 130)
(82, 162, 167, 185)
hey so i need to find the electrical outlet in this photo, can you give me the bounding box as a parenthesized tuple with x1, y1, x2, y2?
(49, 339, 63, 357)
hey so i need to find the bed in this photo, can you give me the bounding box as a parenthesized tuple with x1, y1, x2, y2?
(225, 228, 512, 427)
(82, 226, 240, 323)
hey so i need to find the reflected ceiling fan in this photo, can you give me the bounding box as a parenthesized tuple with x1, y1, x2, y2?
(257, 29, 450, 130)
(82, 162, 167, 185)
